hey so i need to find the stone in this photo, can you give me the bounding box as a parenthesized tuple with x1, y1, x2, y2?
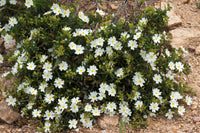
(169, 28, 200, 47)
(4, 39, 16, 53)
(0, 101, 20, 124)
(180, 0, 190, 4)
(110, 3, 118, 10)
(193, 116, 200, 122)
(97, 115, 119, 130)
(0, 38, 5, 54)
(195, 46, 200, 55)
(167, 10, 182, 29)
(155, 2, 182, 29)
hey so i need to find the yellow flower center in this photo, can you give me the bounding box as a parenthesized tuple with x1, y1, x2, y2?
(10, 99, 13, 102)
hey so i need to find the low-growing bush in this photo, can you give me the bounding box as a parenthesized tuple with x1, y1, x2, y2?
(0, 0, 192, 132)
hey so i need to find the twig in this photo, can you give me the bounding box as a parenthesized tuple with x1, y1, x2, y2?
(105, 0, 111, 18)
(113, 0, 124, 23)
(94, 0, 99, 10)
(124, 0, 128, 21)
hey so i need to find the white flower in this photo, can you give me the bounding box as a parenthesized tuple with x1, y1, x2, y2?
(140, 50, 146, 60)
(39, 82, 48, 92)
(121, 32, 130, 39)
(43, 62, 52, 72)
(44, 110, 55, 120)
(3, 24, 11, 32)
(0, 0, 6, 6)
(96, 9, 105, 16)
(90, 39, 98, 48)
(99, 83, 109, 93)
(76, 66, 86, 75)
(139, 17, 148, 25)
(152, 34, 161, 44)
(178, 106, 185, 116)
(75, 45, 84, 55)
(82, 15, 89, 23)
(69, 42, 76, 50)
(32, 109, 41, 118)
(133, 32, 141, 40)
(135, 101, 143, 109)
(71, 97, 81, 104)
(145, 52, 157, 63)
(106, 46, 113, 56)
(40, 55, 48, 63)
(44, 122, 51, 133)
(108, 36, 117, 47)
(9, 17, 18, 27)
(175, 61, 184, 72)
(92, 107, 101, 116)
(165, 109, 174, 119)
(165, 49, 171, 57)
(113, 41, 122, 50)
(122, 116, 130, 123)
(95, 48, 104, 57)
(62, 9, 70, 17)
(62, 26, 71, 31)
(55, 106, 64, 114)
(128, 40, 138, 50)
(133, 91, 141, 101)
(58, 97, 68, 105)
(82, 118, 93, 129)
(133, 76, 145, 87)
(29, 87, 37, 95)
(42, 71, 53, 81)
(87, 65, 98, 76)
(185, 96, 192, 106)
(59, 61, 68, 71)
(165, 72, 174, 80)
(70, 103, 79, 113)
(44, 93, 54, 104)
(54, 78, 64, 88)
(106, 102, 117, 112)
(170, 91, 182, 100)
(96, 37, 105, 46)
(149, 102, 159, 113)
(3, 34, 13, 44)
(115, 68, 123, 77)
(68, 119, 78, 129)
(98, 92, 106, 100)
(152, 88, 161, 98)
(85, 103, 92, 112)
(0, 54, 4, 63)
(27, 102, 34, 109)
(168, 61, 175, 70)
(27, 62, 36, 70)
(108, 84, 116, 97)
(170, 100, 178, 108)
(153, 74, 162, 84)
(88, 91, 98, 102)
(6, 96, 16, 106)
(25, 0, 33, 8)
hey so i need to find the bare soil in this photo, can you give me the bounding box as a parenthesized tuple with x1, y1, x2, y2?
(0, 0, 200, 133)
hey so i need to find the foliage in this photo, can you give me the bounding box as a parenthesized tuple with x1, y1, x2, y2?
(0, 0, 193, 132)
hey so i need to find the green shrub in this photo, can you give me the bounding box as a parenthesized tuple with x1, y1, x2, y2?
(0, 0, 192, 132)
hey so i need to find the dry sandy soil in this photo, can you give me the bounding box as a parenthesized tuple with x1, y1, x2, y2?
(0, 0, 200, 133)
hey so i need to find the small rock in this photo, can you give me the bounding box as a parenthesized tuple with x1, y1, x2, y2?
(193, 116, 200, 122)
(182, 55, 190, 63)
(0, 101, 20, 124)
(4, 39, 16, 53)
(195, 46, 200, 55)
(110, 3, 118, 10)
(167, 10, 182, 29)
(180, 0, 190, 4)
(188, 46, 195, 52)
(0, 38, 5, 54)
(97, 115, 119, 130)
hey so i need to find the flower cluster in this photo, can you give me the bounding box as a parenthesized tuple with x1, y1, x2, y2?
(0, 1, 192, 132)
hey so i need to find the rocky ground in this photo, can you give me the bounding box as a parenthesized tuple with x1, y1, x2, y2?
(0, 0, 200, 133)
